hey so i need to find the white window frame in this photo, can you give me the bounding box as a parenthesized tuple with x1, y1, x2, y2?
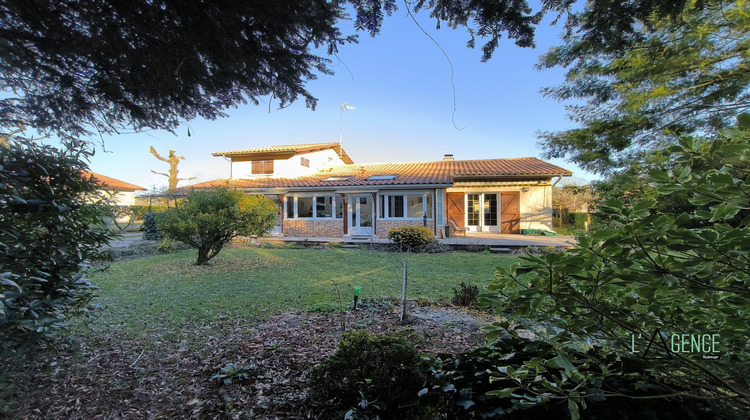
(436, 189, 445, 226)
(378, 191, 434, 221)
(286, 194, 343, 219)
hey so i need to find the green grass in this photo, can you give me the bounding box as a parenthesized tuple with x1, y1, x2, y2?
(89, 247, 516, 333)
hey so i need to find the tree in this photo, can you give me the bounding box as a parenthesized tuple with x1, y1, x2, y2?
(482, 115, 750, 417)
(552, 178, 595, 227)
(0, 141, 112, 357)
(1, 0, 712, 141)
(149, 146, 195, 191)
(159, 188, 278, 265)
(538, 0, 749, 174)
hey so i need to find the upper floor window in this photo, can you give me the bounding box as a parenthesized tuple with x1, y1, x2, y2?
(301, 157, 310, 168)
(251, 160, 274, 174)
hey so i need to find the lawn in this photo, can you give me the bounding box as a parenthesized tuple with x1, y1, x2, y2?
(90, 246, 517, 333)
(3, 247, 518, 418)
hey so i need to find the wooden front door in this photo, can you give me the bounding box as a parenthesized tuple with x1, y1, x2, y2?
(501, 192, 520, 234)
(446, 192, 465, 228)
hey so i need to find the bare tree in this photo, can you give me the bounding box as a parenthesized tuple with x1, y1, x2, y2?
(149, 146, 195, 191)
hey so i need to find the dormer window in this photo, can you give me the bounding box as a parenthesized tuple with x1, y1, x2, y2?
(251, 160, 274, 174)
(301, 157, 310, 168)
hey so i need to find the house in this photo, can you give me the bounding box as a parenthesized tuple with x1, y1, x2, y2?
(83, 171, 145, 206)
(192, 142, 572, 238)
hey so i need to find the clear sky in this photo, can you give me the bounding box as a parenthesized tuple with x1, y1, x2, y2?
(71, 8, 593, 191)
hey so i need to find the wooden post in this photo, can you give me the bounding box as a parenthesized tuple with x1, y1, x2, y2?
(400, 258, 408, 323)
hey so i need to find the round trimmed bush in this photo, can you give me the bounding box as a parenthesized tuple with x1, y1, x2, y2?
(387, 225, 434, 251)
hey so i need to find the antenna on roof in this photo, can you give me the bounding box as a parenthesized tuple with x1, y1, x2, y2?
(339, 103, 356, 158)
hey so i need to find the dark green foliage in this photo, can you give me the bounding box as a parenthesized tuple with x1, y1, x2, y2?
(309, 331, 428, 418)
(387, 225, 434, 251)
(1, 0, 706, 142)
(538, 1, 748, 174)
(424, 340, 711, 419)
(131, 205, 167, 221)
(451, 282, 479, 307)
(159, 188, 278, 265)
(569, 212, 588, 230)
(141, 212, 164, 241)
(482, 118, 750, 417)
(0, 141, 111, 357)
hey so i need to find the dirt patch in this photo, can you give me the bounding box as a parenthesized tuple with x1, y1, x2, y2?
(3, 304, 495, 419)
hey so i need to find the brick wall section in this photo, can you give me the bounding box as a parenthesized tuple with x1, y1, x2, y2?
(376, 220, 436, 238)
(283, 219, 344, 237)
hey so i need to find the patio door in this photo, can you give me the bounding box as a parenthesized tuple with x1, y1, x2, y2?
(349, 195, 373, 236)
(466, 193, 499, 232)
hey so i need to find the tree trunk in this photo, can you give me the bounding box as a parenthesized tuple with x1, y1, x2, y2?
(197, 247, 211, 265)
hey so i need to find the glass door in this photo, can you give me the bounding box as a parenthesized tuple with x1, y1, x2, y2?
(466, 193, 499, 232)
(349, 195, 373, 235)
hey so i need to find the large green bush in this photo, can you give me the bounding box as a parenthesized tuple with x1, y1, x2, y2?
(387, 225, 434, 251)
(0, 141, 111, 357)
(309, 331, 428, 418)
(481, 116, 750, 417)
(159, 188, 277, 265)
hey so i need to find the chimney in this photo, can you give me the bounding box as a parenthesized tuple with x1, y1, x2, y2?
(443, 154, 454, 161)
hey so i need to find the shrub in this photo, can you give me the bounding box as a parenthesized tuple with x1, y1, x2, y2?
(1, 141, 111, 357)
(387, 225, 434, 251)
(141, 211, 164, 241)
(130, 205, 167, 221)
(485, 119, 750, 416)
(451, 282, 479, 307)
(159, 188, 278, 265)
(569, 212, 588, 230)
(423, 340, 711, 419)
(309, 331, 428, 418)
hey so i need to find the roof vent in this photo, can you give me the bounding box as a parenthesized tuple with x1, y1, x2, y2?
(443, 154, 454, 161)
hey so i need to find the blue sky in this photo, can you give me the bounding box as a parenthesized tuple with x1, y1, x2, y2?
(78, 8, 593, 191)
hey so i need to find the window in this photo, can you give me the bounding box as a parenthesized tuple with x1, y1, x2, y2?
(285, 194, 343, 219)
(286, 196, 294, 219)
(467, 194, 480, 226)
(436, 190, 445, 225)
(323, 176, 351, 182)
(297, 197, 313, 218)
(366, 174, 398, 181)
(251, 160, 274, 174)
(379, 193, 433, 219)
(301, 157, 310, 168)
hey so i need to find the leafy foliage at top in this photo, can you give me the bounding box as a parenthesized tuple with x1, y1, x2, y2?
(1, 0, 709, 140)
(159, 188, 278, 265)
(0, 141, 112, 357)
(538, 0, 749, 173)
(482, 115, 750, 417)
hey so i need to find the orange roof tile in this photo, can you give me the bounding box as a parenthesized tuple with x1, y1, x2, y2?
(188, 158, 572, 190)
(83, 171, 145, 191)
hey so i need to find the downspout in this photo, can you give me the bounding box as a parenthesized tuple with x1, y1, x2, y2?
(222, 156, 233, 179)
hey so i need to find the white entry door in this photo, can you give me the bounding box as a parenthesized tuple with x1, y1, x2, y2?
(349, 195, 374, 236)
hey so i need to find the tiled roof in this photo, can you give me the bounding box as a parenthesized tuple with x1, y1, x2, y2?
(212, 142, 354, 164)
(188, 158, 572, 190)
(83, 171, 145, 191)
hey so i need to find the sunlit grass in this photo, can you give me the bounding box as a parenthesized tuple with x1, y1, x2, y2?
(88, 247, 516, 334)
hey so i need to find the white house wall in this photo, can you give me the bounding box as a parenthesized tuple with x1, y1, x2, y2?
(447, 182, 554, 231)
(99, 190, 137, 207)
(232, 149, 347, 179)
